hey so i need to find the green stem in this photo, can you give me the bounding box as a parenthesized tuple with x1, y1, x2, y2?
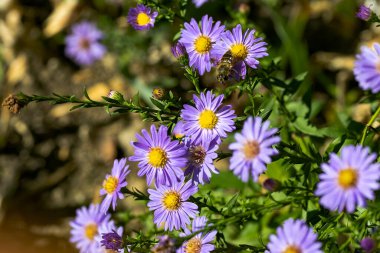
(17, 92, 179, 121)
(360, 104, 380, 145)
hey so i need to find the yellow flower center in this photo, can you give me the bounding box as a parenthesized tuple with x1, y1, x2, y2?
(185, 237, 202, 253)
(230, 43, 248, 60)
(283, 245, 301, 253)
(198, 110, 218, 129)
(84, 223, 98, 240)
(136, 12, 150, 26)
(162, 191, 181, 211)
(243, 140, 260, 159)
(148, 147, 168, 168)
(338, 168, 358, 189)
(103, 176, 119, 194)
(194, 35, 212, 54)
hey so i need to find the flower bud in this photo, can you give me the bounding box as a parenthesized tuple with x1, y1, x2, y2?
(356, 5, 371, 21)
(152, 87, 165, 100)
(107, 90, 125, 103)
(171, 42, 186, 59)
(361, 237, 376, 253)
(263, 178, 281, 192)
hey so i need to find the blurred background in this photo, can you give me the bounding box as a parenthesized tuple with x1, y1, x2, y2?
(0, 0, 378, 252)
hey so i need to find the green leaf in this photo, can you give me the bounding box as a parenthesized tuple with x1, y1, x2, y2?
(287, 101, 309, 118)
(266, 159, 291, 182)
(292, 118, 324, 137)
(150, 98, 164, 110)
(83, 88, 93, 101)
(70, 104, 85, 111)
(222, 193, 240, 215)
(286, 72, 307, 94)
(132, 92, 140, 106)
(101, 96, 118, 104)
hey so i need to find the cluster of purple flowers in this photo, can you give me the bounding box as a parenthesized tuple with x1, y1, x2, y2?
(69, 4, 380, 253)
(70, 204, 124, 253)
(177, 15, 268, 80)
(65, 4, 158, 66)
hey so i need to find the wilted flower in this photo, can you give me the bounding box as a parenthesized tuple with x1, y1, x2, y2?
(353, 43, 380, 93)
(129, 125, 187, 187)
(266, 218, 322, 253)
(147, 180, 198, 231)
(213, 24, 268, 80)
(2, 94, 26, 113)
(179, 15, 225, 75)
(180, 91, 236, 143)
(229, 117, 280, 182)
(65, 21, 106, 66)
(315, 145, 380, 213)
(127, 4, 158, 31)
(100, 158, 130, 214)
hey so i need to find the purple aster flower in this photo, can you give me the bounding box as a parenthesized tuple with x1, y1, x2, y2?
(70, 204, 110, 253)
(177, 216, 217, 253)
(151, 235, 176, 253)
(213, 24, 268, 80)
(129, 125, 187, 187)
(127, 4, 158, 31)
(185, 136, 219, 184)
(353, 43, 380, 93)
(229, 116, 280, 182)
(179, 15, 225, 75)
(100, 158, 130, 214)
(96, 220, 124, 252)
(180, 91, 236, 143)
(172, 120, 186, 139)
(361, 237, 376, 253)
(193, 0, 208, 7)
(147, 180, 198, 231)
(315, 145, 380, 213)
(266, 219, 322, 253)
(357, 5, 372, 21)
(65, 21, 106, 66)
